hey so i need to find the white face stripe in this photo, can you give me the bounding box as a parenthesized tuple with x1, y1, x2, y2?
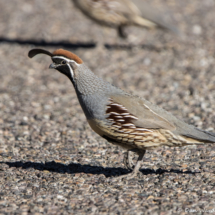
(67, 64, 74, 78)
(52, 56, 81, 78)
(52, 56, 80, 66)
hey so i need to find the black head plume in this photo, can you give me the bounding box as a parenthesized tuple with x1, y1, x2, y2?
(28, 49, 53, 58)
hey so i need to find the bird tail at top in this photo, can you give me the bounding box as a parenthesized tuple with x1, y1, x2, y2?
(131, 0, 181, 35)
(133, 14, 180, 35)
(133, 16, 157, 29)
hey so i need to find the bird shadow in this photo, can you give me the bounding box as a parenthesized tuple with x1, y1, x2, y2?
(0, 37, 95, 49)
(0, 37, 162, 52)
(105, 43, 162, 52)
(1, 161, 199, 178)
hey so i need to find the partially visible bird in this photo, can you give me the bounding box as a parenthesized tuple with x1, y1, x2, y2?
(28, 48, 214, 179)
(72, 0, 180, 39)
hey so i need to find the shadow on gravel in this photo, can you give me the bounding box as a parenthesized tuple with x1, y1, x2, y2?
(104, 44, 162, 52)
(140, 168, 198, 175)
(2, 161, 198, 178)
(0, 37, 96, 49)
(3, 161, 129, 177)
(0, 37, 162, 52)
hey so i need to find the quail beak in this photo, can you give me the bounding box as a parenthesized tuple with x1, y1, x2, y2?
(49, 63, 57, 69)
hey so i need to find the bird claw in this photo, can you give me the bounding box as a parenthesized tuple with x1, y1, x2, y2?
(106, 150, 146, 182)
(106, 170, 139, 183)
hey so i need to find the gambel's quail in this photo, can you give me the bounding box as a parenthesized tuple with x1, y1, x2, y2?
(28, 48, 215, 179)
(72, 0, 180, 38)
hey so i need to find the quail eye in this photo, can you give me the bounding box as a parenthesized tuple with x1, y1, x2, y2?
(61, 60, 67, 65)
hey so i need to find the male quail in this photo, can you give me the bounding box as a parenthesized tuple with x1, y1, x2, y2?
(28, 48, 215, 179)
(72, 0, 180, 38)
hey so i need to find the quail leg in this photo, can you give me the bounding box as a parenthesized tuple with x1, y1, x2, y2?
(128, 150, 146, 178)
(110, 150, 146, 181)
(118, 25, 127, 39)
(95, 27, 107, 52)
(123, 150, 135, 170)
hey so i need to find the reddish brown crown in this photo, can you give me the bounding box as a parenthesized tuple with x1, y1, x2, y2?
(53, 49, 83, 64)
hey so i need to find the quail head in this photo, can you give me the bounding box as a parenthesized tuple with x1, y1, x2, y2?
(72, 0, 180, 39)
(28, 48, 215, 179)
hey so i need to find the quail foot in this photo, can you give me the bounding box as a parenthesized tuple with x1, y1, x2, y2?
(72, 0, 180, 40)
(28, 48, 215, 180)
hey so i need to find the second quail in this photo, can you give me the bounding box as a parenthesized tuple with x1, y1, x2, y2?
(72, 0, 180, 38)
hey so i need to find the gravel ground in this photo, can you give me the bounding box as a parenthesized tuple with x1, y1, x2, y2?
(0, 0, 215, 214)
